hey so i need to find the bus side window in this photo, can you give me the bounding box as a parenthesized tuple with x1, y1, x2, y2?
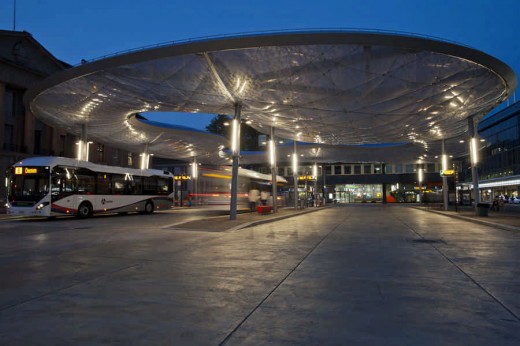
(157, 178, 170, 195)
(112, 174, 126, 195)
(76, 168, 95, 194)
(132, 176, 143, 195)
(96, 173, 111, 194)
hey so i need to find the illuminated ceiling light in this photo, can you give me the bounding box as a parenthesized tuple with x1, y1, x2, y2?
(459, 140, 465, 143)
(238, 80, 248, 94)
(480, 138, 486, 142)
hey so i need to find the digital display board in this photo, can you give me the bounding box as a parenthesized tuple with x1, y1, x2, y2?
(14, 167, 41, 175)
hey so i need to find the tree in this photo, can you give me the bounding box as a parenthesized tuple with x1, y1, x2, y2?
(206, 114, 261, 151)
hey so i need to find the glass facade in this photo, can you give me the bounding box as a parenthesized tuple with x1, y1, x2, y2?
(479, 115, 520, 180)
(457, 102, 520, 202)
(336, 184, 383, 203)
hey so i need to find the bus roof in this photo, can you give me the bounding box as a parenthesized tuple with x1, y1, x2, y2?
(11, 156, 172, 178)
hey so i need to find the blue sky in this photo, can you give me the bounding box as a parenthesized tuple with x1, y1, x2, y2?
(2, 0, 519, 130)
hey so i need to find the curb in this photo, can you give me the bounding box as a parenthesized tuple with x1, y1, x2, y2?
(226, 207, 327, 232)
(414, 207, 520, 232)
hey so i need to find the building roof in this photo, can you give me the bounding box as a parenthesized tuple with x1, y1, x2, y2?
(25, 30, 517, 164)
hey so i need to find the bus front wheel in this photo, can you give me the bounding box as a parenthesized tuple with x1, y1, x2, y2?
(144, 201, 154, 214)
(77, 202, 92, 218)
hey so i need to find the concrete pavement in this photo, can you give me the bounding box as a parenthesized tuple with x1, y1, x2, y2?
(0, 204, 519, 344)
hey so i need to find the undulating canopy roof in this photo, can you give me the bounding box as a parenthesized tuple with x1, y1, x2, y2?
(26, 30, 517, 164)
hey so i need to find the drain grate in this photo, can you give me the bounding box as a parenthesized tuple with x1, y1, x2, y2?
(412, 238, 446, 244)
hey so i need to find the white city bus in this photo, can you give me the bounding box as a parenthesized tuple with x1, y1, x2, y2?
(6, 156, 174, 218)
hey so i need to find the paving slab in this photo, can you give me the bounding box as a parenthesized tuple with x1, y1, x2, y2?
(1, 204, 519, 345)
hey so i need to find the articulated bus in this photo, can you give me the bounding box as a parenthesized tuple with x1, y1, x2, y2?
(6, 156, 174, 218)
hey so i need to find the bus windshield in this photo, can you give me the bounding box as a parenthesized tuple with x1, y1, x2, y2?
(8, 167, 50, 202)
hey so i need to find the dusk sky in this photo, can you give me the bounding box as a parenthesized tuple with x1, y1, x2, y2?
(1, 0, 519, 130)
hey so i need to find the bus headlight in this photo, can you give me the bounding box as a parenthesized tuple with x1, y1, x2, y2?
(36, 202, 50, 210)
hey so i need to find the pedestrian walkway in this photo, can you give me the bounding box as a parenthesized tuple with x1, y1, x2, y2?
(163, 206, 324, 232)
(1, 204, 519, 344)
(417, 203, 520, 232)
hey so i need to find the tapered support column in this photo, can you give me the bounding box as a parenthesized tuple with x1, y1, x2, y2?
(441, 139, 449, 211)
(293, 141, 298, 209)
(230, 103, 242, 220)
(269, 127, 277, 213)
(468, 116, 480, 213)
(77, 124, 89, 161)
(140, 143, 150, 170)
(313, 162, 318, 207)
(191, 156, 198, 206)
(418, 165, 423, 203)
(382, 163, 387, 204)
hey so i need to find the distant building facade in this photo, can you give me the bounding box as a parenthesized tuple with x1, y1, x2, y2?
(0, 30, 138, 202)
(458, 101, 520, 202)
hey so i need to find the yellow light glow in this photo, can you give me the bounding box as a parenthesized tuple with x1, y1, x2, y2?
(313, 164, 318, 178)
(418, 168, 423, 183)
(292, 153, 298, 175)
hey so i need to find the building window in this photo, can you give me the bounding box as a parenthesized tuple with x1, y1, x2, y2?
(325, 165, 332, 175)
(405, 164, 415, 173)
(344, 165, 351, 174)
(354, 165, 361, 174)
(4, 88, 25, 119)
(59, 135, 66, 156)
(3, 124, 14, 150)
(278, 167, 285, 176)
(334, 165, 342, 175)
(386, 164, 393, 174)
(128, 152, 133, 166)
(97, 144, 105, 162)
(34, 130, 42, 154)
(113, 149, 119, 164)
(364, 164, 372, 174)
(395, 164, 403, 173)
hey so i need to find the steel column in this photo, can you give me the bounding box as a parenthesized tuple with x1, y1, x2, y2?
(441, 139, 449, 211)
(230, 103, 241, 220)
(270, 127, 277, 213)
(468, 116, 480, 212)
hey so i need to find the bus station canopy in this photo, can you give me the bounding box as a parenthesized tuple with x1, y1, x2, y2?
(26, 30, 517, 164)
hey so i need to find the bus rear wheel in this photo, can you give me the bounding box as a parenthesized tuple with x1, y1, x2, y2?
(77, 202, 92, 218)
(144, 200, 154, 214)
